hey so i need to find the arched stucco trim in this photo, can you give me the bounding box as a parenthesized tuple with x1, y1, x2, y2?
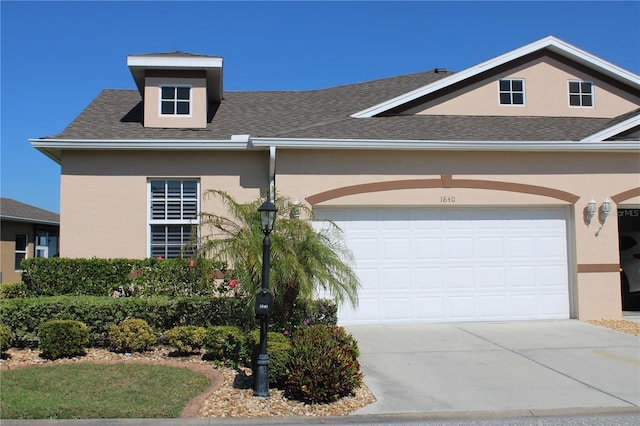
(305, 175, 580, 205)
(611, 187, 640, 204)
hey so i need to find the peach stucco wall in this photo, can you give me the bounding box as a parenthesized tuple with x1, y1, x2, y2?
(408, 56, 640, 118)
(59, 147, 638, 320)
(60, 150, 267, 258)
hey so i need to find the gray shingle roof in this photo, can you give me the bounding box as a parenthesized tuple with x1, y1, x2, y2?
(0, 198, 59, 224)
(41, 69, 621, 142)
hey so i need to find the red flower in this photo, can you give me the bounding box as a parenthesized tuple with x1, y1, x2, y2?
(187, 259, 195, 268)
(228, 279, 238, 289)
(155, 256, 163, 260)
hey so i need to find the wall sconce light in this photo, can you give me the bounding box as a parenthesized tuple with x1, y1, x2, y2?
(595, 198, 614, 236)
(585, 198, 598, 225)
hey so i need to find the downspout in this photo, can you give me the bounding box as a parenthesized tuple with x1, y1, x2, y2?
(269, 146, 276, 203)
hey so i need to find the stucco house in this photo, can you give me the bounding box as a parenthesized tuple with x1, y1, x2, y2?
(31, 36, 639, 324)
(0, 198, 60, 283)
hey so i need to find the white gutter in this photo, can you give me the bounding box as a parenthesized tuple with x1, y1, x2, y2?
(30, 137, 255, 163)
(269, 146, 276, 203)
(251, 137, 640, 152)
(0, 215, 59, 226)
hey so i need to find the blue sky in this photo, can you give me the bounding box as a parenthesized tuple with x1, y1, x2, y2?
(1, 1, 639, 214)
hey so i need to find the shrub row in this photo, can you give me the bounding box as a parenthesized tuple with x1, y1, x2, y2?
(20, 257, 227, 297)
(0, 295, 246, 346)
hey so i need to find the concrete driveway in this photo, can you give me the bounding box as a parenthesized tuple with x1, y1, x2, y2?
(346, 320, 640, 415)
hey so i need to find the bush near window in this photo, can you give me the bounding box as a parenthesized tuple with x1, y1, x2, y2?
(38, 320, 90, 360)
(203, 325, 248, 367)
(247, 329, 291, 387)
(0, 323, 13, 352)
(285, 325, 362, 404)
(0, 282, 26, 299)
(20, 257, 226, 297)
(109, 319, 157, 353)
(0, 296, 246, 347)
(165, 325, 207, 354)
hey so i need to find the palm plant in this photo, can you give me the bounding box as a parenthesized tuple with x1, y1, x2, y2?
(198, 190, 360, 323)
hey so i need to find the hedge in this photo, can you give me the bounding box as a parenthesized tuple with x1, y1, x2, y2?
(0, 295, 246, 346)
(20, 257, 226, 297)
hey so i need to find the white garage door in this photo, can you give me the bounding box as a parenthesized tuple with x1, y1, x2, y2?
(314, 207, 570, 324)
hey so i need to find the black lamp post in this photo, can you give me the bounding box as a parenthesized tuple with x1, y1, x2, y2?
(253, 199, 277, 397)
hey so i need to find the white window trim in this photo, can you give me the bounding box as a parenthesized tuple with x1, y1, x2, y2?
(498, 78, 526, 106)
(15, 234, 28, 271)
(568, 80, 595, 108)
(147, 179, 200, 258)
(158, 84, 193, 117)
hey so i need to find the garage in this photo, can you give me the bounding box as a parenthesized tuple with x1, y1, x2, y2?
(314, 206, 570, 324)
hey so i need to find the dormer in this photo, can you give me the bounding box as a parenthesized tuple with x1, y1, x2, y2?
(127, 52, 223, 129)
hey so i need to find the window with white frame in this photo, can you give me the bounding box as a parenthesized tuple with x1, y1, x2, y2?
(568, 80, 594, 107)
(15, 234, 27, 271)
(148, 179, 199, 258)
(160, 85, 191, 116)
(498, 79, 525, 105)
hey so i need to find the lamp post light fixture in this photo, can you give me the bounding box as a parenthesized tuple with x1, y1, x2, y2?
(254, 199, 277, 398)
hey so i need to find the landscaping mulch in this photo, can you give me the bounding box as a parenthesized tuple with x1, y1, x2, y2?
(0, 345, 375, 418)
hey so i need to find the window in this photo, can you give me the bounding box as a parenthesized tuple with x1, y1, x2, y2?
(568, 81, 594, 107)
(499, 79, 525, 105)
(15, 234, 27, 270)
(160, 85, 191, 115)
(148, 179, 199, 258)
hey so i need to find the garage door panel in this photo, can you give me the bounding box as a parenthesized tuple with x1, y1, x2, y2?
(447, 267, 475, 289)
(447, 237, 474, 259)
(383, 268, 411, 290)
(476, 266, 506, 289)
(478, 295, 508, 319)
(416, 297, 445, 320)
(384, 298, 413, 322)
(414, 238, 444, 260)
(415, 267, 444, 290)
(314, 207, 570, 324)
(448, 297, 476, 320)
(383, 238, 411, 259)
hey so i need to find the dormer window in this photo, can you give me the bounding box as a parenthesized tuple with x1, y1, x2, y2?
(568, 81, 593, 107)
(160, 85, 191, 115)
(498, 79, 525, 105)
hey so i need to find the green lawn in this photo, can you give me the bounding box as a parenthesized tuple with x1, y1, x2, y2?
(0, 363, 211, 419)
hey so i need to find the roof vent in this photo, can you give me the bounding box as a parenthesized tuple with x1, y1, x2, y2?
(433, 68, 447, 73)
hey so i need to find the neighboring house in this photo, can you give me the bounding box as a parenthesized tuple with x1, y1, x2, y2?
(31, 36, 640, 324)
(0, 198, 60, 283)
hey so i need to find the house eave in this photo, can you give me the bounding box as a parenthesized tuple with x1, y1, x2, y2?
(252, 137, 640, 152)
(0, 215, 59, 226)
(581, 114, 640, 142)
(29, 137, 251, 164)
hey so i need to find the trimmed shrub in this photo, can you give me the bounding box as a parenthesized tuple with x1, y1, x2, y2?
(203, 325, 247, 367)
(284, 325, 362, 403)
(109, 319, 156, 353)
(38, 320, 90, 360)
(269, 298, 338, 334)
(165, 325, 207, 354)
(0, 323, 13, 352)
(247, 329, 291, 387)
(0, 296, 247, 347)
(0, 282, 26, 299)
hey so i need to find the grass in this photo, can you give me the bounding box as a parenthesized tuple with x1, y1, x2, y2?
(0, 363, 211, 419)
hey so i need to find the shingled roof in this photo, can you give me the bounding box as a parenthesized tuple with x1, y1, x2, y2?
(40, 68, 624, 143)
(0, 198, 59, 225)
